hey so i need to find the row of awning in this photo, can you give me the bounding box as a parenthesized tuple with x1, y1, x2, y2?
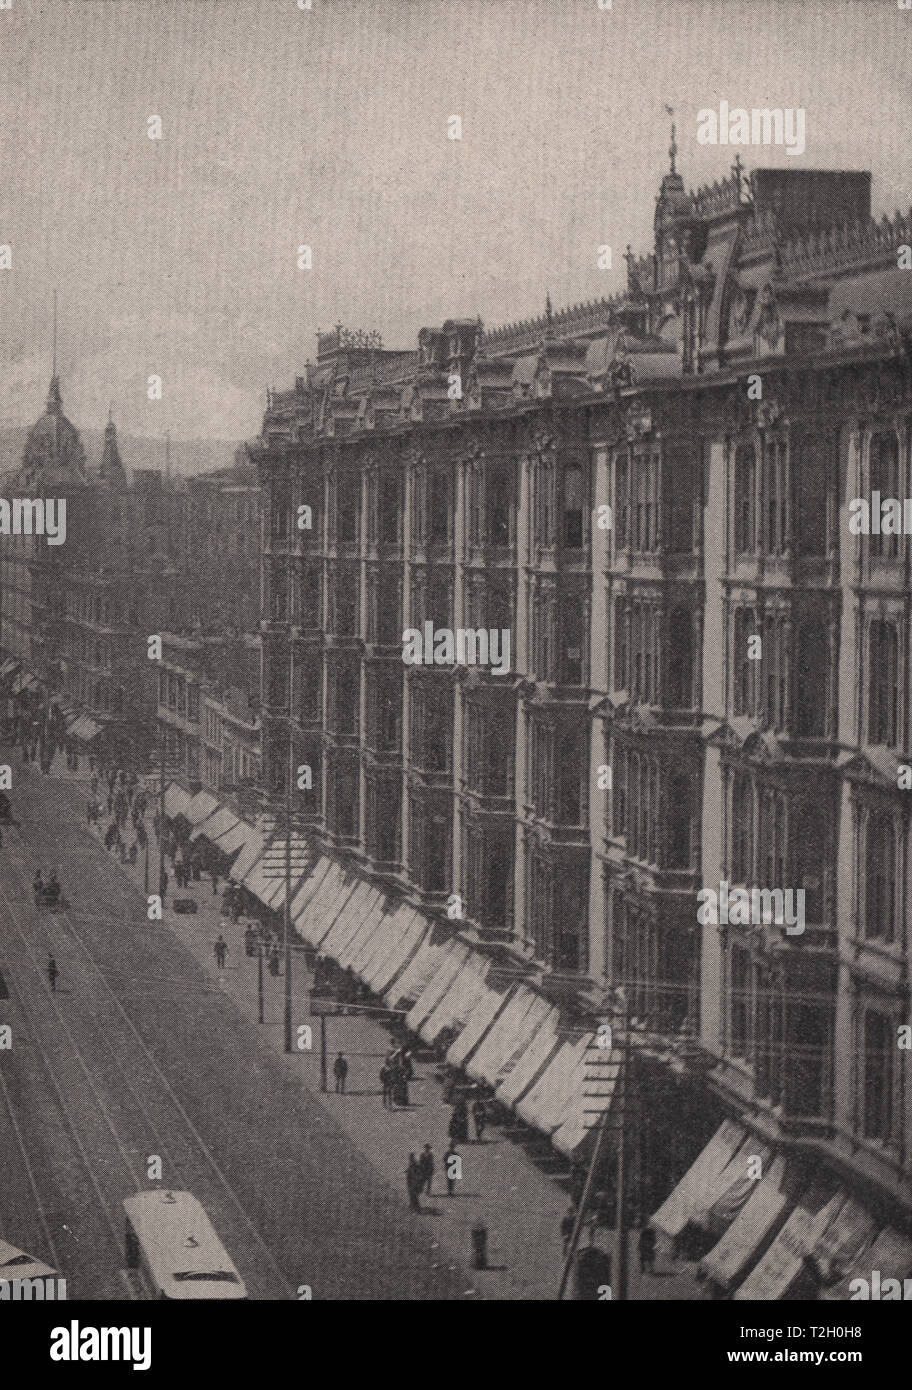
(650, 1117, 912, 1299)
(283, 854, 621, 1157)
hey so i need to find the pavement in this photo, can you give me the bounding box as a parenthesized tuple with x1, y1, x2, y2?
(3, 744, 709, 1300)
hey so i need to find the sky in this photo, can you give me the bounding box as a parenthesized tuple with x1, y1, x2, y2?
(0, 0, 909, 440)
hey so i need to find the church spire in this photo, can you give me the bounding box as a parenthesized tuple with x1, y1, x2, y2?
(664, 104, 677, 176)
(100, 405, 127, 485)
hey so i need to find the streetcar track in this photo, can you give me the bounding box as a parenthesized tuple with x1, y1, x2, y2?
(3, 790, 293, 1298)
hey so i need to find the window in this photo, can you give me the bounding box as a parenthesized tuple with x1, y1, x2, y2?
(863, 1010, 893, 1142)
(729, 945, 750, 1060)
(429, 471, 450, 542)
(612, 743, 627, 836)
(868, 620, 898, 746)
(667, 771, 693, 868)
(733, 607, 756, 717)
(870, 433, 899, 560)
(734, 445, 756, 554)
(732, 771, 754, 883)
(796, 618, 827, 736)
(614, 452, 629, 549)
(796, 438, 827, 557)
(614, 600, 628, 690)
(667, 608, 693, 708)
(563, 465, 584, 548)
(865, 810, 896, 943)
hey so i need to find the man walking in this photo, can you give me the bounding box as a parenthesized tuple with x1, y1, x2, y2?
(333, 1052, 348, 1094)
(406, 1154, 422, 1212)
(379, 1062, 393, 1109)
(214, 934, 228, 970)
(211, 868, 220, 896)
(47, 954, 58, 993)
(419, 1142, 435, 1197)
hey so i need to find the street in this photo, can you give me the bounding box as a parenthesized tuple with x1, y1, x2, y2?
(0, 745, 472, 1300)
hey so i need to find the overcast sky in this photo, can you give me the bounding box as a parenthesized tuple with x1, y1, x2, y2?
(0, 0, 908, 440)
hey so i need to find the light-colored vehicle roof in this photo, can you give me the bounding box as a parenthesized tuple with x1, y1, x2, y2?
(123, 1191, 246, 1300)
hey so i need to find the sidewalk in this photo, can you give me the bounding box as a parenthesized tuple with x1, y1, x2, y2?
(48, 751, 709, 1300)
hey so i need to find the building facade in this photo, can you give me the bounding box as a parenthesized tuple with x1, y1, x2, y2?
(254, 156, 912, 1224)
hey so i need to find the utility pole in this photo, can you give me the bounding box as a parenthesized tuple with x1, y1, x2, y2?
(615, 1030, 630, 1301)
(283, 606, 294, 1054)
(257, 938, 264, 1024)
(158, 718, 166, 900)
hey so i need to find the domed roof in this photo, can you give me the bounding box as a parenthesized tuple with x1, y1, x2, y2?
(20, 376, 89, 490)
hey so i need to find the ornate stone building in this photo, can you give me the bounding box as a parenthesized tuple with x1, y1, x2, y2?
(253, 154, 912, 1227)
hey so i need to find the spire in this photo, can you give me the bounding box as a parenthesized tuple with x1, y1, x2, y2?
(52, 289, 57, 378)
(545, 291, 553, 326)
(664, 104, 677, 175)
(46, 290, 62, 414)
(100, 407, 126, 485)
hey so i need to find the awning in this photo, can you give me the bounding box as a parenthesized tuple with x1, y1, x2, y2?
(551, 1045, 622, 1159)
(405, 941, 471, 1036)
(350, 902, 398, 978)
(497, 1007, 562, 1109)
(364, 908, 427, 996)
(692, 1140, 775, 1241)
(466, 987, 550, 1086)
(699, 1154, 791, 1292)
(164, 782, 195, 821)
(446, 983, 513, 1069)
(321, 881, 375, 961)
(813, 1195, 877, 1289)
(420, 952, 491, 1047)
(335, 889, 386, 969)
(651, 1119, 747, 1241)
(290, 858, 337, 942)
(257, 834, 311, 910)
(215, 818, 257, 859)
(231, 830, 265, 884)
(349, 897, 392, 975)
(832, 1225, 912, 1299)
(516, 1034, 590, 1133)
(734, 1183, 845, 1301)
(384, 923, 451, 1012)
(243, 857, 285, 907)
(185, 790, 220, 826)
(312, 876, 362, 950)
(191, 806, 241, 844)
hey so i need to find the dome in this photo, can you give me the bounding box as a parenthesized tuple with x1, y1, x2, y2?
(20, 376, 89, 490)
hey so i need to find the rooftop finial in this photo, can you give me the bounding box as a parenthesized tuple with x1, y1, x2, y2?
(664, 104, 677, 175)
(52, 289, 57, 377)
(545, 290, 553, 326)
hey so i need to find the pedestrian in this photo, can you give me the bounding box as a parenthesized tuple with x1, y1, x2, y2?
(444, 1145, 459, 1196)
(47, 954, 58, 993)
(214, 934, 228, 970)
(393, 1064, 409, 1108)
(472, 1097, 487, 1142)
(379, 1062, 393, 1109)
(406, 1154, 422, 1212)
(269, 942, 280, 976)
(333, 1052, 349, 1094)
(638, 1224, 657, 1276)
(419, 1142, 434, 1196)
(211, 868, 220, 896)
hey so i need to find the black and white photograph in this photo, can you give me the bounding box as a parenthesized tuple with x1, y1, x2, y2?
(0, 0, 911, 1355)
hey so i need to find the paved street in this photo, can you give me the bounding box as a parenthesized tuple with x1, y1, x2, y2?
(0, 745, 472, 1300)
(0, 746, 708, 1300)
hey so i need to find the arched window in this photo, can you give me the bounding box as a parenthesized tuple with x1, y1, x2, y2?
(868, 621, 898, 746)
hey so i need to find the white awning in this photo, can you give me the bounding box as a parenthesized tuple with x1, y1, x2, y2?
(699, 1154, 791, 1292)
(420, 952, 491, 1046)
(516, 1035, 590, 1133)
(335, 889, 385, 969)
(384, 923, 450, 1011)
(734, 1184, 846, 1301)
(321, 881, 374, 960)
(651, 1119, 747, 1241)
(364, 908, 426, 996)
(215, 818, 257, 858)
(405, 941, 471, 1036)
(164, 782, 195, 821)
(466, 987, 550, 1087)
(231, 830, 265, 883)
(497, 1009, 562, 1109)
(551, 1045, 622, 1159)
(185, 790, 220, 826)
(191, 806, 240, 844)
(446, 984, 513, 1069)
(312, 876, 361, 950)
